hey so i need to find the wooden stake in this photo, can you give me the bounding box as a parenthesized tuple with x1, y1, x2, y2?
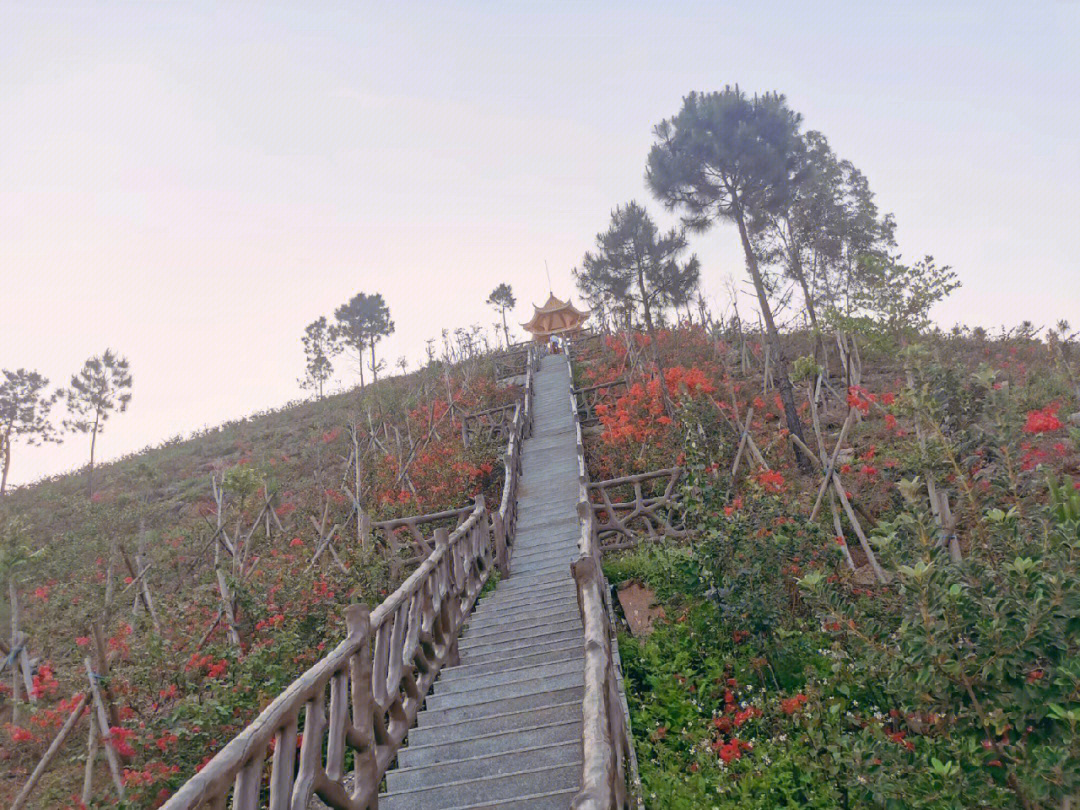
(10, 578, 21, 725)
(84, 658, 125, 800)
(82, 710, 98, 806)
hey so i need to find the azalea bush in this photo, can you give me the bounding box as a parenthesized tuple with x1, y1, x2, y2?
(800, 477, 1080, 807)
(588, 324, 1080, 809)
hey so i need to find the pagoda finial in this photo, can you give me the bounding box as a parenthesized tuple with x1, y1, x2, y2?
(544, 260, 552, 295)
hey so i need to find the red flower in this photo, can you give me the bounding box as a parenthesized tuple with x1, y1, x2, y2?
(756, 470, 785, 493)
(1024, 403, 1063, 433)
(107, 726, 137, 757)
(733, 706, 761, 726)
(780, 694, 808, 715)
(7, 724, 36, 743)
(289, 537, 305, 547)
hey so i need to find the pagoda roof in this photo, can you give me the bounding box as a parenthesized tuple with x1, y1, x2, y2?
(521, 292, 590, 336)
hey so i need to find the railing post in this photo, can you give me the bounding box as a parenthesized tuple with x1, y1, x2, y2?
(359, 511, 372, 550)
(345, 603, 378, 807)
(493, 512, 508, 577)
(434, 528, 461, 668)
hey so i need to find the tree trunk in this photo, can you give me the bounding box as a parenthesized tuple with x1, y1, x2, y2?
(788, 241, 825, 363)
(1, 427, 11, 495)
(735, 211, 812, 472)
(88, 412, 100, 498)
(636, 268, 675, 416)
(370, 338, 378, 384)
(501, 309, 510, 347)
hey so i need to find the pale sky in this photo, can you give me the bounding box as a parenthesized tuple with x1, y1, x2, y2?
(2, 1, 1078, 486)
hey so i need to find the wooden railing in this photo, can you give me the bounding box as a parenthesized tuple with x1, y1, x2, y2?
(567, 357, 639, 810)
(566, 332, 604, 359)
(365, 505, 474, 579)
(161, 348, 538, 810)
(461, 401, 520, 448)
(573, 378, 629, 428)
(590, 468, 685, 552)
(493, 347, 530, 381)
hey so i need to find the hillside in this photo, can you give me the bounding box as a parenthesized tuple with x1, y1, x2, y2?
(4, 319, 1080, 808)
(568, 324, 1080, 808)
(0, 352, 519, 807)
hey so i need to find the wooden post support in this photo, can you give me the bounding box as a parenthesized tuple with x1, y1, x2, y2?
(84, 657, 125, 800)
(493, 512, 509, 577)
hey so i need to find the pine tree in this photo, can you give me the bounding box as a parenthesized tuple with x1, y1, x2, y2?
(0, 369, 60, 494)
(61, 350, 132, 497)
(648, 87, 813, 470)
(486, 284, 517, 348)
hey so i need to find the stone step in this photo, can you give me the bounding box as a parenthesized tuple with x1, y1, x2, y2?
(510, 558, 575, 578)
(510, 544, 579, 565)
(386, 739, 582, 792)
(512, 535, 579, 553)
(417, 685, 584, 728)
(493, 570, 574, 593)
(410, 699, 583, 747)
(515, 515, 579, 530)
(467, 600, 578, 630)
(458, 625, 583, 659)
(460, 612, 579, 644)
(512, 531, 579, 548)
(409, 700, 581, 747)
(474, 594, 575, 621)
(442, 788, 578, 809)
(442, 640, 581, 678)
(380, 763, 581, 810)
(508, 536, 578, 554)
(459, 633, 582, 667)
(434, 657, 581, 696)
(425, 668, 584, 712)
(476, 581, 575, 610)
(490, 577, 573, 600)
(398, 718, 581, 768)
(459, 616, 580, 650)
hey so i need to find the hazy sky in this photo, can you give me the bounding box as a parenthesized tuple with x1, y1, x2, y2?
(2, 1, 1078, 486)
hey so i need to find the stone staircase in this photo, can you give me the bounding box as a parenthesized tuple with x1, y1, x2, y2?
(381, 353, 584, 809)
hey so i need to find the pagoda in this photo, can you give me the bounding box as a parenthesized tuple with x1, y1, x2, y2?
(521, 293, 590, 342)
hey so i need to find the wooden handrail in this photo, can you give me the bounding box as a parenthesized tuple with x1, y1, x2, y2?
(162, 346, 540, 810)
(567, 355, 638, 809)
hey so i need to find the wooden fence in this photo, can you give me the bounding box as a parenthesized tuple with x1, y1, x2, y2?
(573, 378, 629, 428)
(460, 401, 520, 448)
(589, 468, 685, 552)
(493, 347, 530, 382)
(567, 357, 641, 810)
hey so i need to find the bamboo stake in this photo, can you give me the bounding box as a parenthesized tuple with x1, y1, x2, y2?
(805, 387, 886, 582)
(82, 710, 98, 806)
(10, 578, 21, 725)
(729, 406, 755, 481)
(809, 408, 856, 522)
(84, 658, 125, 799)
(829, 492, 857, 571)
